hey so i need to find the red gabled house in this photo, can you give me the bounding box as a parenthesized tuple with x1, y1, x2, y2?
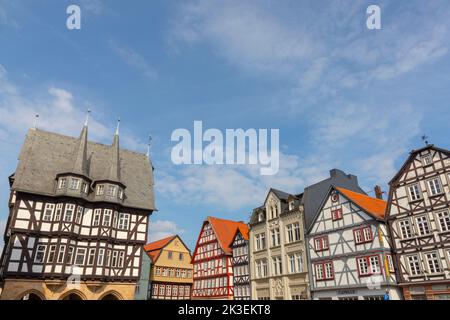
(191, 216, 248, 300)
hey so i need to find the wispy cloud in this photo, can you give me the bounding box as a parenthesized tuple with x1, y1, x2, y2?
(109, 39, 157, 80)
(147, 220, 185, 242)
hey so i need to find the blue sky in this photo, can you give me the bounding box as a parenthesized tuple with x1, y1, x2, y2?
(1, 0, 450, 253)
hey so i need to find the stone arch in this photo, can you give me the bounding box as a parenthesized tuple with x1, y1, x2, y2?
(60, 289, 87, 300)
(16, 289, 46, 300)
(99, 291, 123, 300)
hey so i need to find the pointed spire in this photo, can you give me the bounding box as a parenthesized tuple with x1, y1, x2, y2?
(107, 119, 121, 183)
(84, 109, 91, 127)
(71, 114, 89, 176)
(32, 114, 39, 130)
(146, 135, 152, 158)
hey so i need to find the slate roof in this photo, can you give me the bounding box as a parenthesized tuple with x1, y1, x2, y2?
(12, 128, 156, 211)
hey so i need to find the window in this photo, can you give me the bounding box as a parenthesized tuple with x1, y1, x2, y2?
(354, 226, 373, 244)
(58, 178, 67, 189)
(407, 255, 421, 275)
(75, 206, 83, 224)
(272, 256, 282, 275)
(106, 185, 117, 197)
(314, 236, 329, 251)
(288, 253, 302, 273)
(113, 212, 118, 228)
(118, 251, 124, 267)
(118, 213, 130, 230)
(66, 247, 74, 264)
(111, 251, 118, 267)
(167, 285, 172, 296)
(43, 203, 55, 221)
(153, 284, 158, 296)
(103, 209, 112, 227)
(286, 223, 301, 243)
(168, 251, 173, 260)
(96, 184, 105, 196)
(271, 228, 280, 247)
(34, 245, 46, 263)
(415, 216, 431, 236)
(427, 178, 443, 196)
(118, 188, 124, 200)
(54, 204, 63, 221)
(436, 211, 450, 232)
(176, 269, 181, 277)
(421, 154, 433, 166)
(179, 253, 184, 261)
(331, 208, 343, 221)
(256, 259, 267, 278)
(88, 248, 96, 266)
(399, 219, 413, 239)
(182, 269, 187, 278)
(255, 233, 266, 251)
(64, 204, 75, 222)
(69, 178, 80, 190)
(93, 209, 101, 227)
(81, 181, 88, 194)
(75, 248, 86, 265)
(47, 245, 56, 263)
(315, 261, 333, 280)
(386, 254, 395, 272)
(408, 184, 422, 201)
(97, 249, 105, 266)
(258, 212, 264, 222)
(57, 245, 66, 263)
(159, 285, 165, 296)
(357, 255, 381, 276)
(424, 252, 442, 273)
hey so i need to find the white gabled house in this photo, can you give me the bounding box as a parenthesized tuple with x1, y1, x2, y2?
(306, 186, 402, 300)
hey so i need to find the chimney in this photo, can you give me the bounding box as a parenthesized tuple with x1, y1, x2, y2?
(374, 185, 383, 200)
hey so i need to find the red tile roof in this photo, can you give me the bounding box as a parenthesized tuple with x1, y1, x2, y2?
(336, 187, 387, 219)
(143, 235, 177, 263)
(208, 217, 248, 254)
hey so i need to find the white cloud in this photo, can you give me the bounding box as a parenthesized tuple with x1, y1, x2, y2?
(147, 220, 185, 242)
(109, 39, 157, 80)
(80, 0, 104, 15)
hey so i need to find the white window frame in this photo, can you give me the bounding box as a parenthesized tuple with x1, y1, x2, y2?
(427, 177, 443, 196)
(69, 178, 80, 190)
(415, 215, 431, 236)
(421, 153, 433, 166)
(75, 248, 86, 265)
(97, 248, 105, 266)
(88, 248, 96, 266)
(96, 184, 105, 196)
(407, 254, 422, 276)
(34, 245, 46, 263)
(54, 203, 63, 221)
(75, 206, 83, 224)
(106, 185, 117, 197)
(118, 213, 130, 230)
(399, 219, 413, 239)
(57, 245, 66, 264)
(436, 210, 450, 232)
(58, 178, 67, 189)
(43, 203, 55, 221)
(424, 251, 442, 274)
(64, 204, 75, 222)
(93, 209, 101, 227)
(407, 184, 422, 201)
(47, 245, 57, 263)
(103, 209, 112, 227)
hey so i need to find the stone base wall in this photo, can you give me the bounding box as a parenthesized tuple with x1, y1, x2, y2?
(0, 279, 137, 300)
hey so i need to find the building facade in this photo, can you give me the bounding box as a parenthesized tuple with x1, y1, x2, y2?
(145, 235, 193, 300)
(191, 217, 247, 300)
(386, 145, 450, 300)
(0, 122, 155, 300)
(307, 186, 401, 300)
(249, 189, 309, 300)
(230, 227, 250, 300)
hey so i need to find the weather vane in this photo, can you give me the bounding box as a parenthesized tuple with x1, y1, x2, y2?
(421, 135, 430, 146)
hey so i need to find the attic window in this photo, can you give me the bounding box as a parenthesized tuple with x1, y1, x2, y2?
(96, 184, 105, 196)
(58, 178, 67, 189)
(421, 154, 433, 166)
(81, 181, 88, 194)
(289, 201, 295, 211)
(69, 178, 80, 190)
(118, 188, 124, 199)
(258, 212, 264, 222)
(106, 185, 117, 197)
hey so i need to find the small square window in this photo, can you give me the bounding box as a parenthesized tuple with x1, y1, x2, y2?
(421, 154, 433, 166)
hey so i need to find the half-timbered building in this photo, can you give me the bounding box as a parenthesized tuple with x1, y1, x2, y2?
(0, 121, 155, 300)
(386, 145, 450, 300)
(145, 235, 193, 300)
(191, 217, 247, 300)
(230, 226, 250, 300)
(307, 186, 401, 300)
(249, 169, 364, 300)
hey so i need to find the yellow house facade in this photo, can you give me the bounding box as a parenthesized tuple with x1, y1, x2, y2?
(144, 235, 193, 299)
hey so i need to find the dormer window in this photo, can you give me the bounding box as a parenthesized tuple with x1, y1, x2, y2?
(421, 153, 433, 166)
(106, 185, 117, 197)
(289, 201, 295, 211)
(118, 188, 124, 200)
(81, 181, 88, 194)
(58, 178, 67, 189)
(258, 212, 264, 222)
(96, 184, 105, 196)
(69, 178, 80, 190)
